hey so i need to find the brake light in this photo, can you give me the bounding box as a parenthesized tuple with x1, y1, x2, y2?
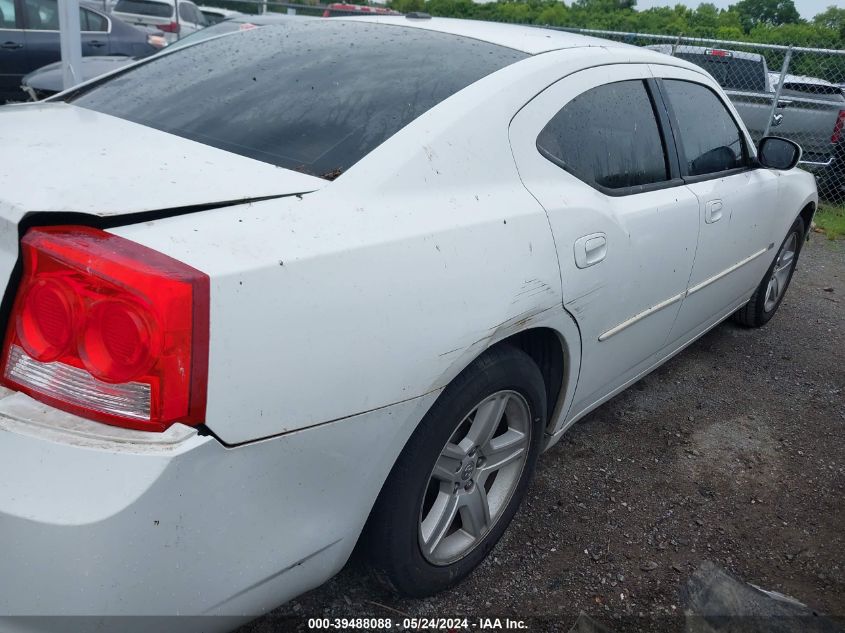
(1, 226, 209, 432)
(147, 33, 168, 49)
(157, 20, 180, 33)
(705, 48, 732, 58)
(832, 110, 845, 144)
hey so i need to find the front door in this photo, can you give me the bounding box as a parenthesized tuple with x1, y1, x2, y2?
(509, 64, 701, 419)
(653, 70, 781, 344)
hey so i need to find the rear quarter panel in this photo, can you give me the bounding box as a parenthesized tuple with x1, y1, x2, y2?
(110, 51, 605, 444)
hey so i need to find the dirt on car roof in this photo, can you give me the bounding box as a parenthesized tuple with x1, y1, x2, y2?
(243, 237, 844, 633)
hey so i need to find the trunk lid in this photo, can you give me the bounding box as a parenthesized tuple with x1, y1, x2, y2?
(0, 102, 325, 217)
(0, 101, 325, 298)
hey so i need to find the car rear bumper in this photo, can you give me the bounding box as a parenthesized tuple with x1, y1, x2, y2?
(0, 389, 435, 631)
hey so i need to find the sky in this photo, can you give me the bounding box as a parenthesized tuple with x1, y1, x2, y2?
(633, 0, 833, 20)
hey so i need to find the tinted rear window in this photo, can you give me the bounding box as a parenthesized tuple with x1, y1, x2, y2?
(675, 53, 766, 92)
(114, 0, 172, 17)
(69, 21, 527, 179)
(537, 80, 669, 190)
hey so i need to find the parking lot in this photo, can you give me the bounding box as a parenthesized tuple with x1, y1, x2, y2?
(246, 235, 844, 631)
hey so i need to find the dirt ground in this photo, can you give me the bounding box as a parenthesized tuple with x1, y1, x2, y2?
(245, 236, 844, 632)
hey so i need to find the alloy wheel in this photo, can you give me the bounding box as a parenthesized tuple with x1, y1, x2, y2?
(764, 232, 798, 313)
(418, 390, 532, 565)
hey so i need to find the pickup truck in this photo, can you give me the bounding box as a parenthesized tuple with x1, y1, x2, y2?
(648, 44, 845, 199)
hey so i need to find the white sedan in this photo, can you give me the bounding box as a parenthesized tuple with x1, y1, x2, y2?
(0, 15, 816, 631)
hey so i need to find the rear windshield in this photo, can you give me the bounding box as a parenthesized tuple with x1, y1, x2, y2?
(113, 0, 172, 17)
(675, 53, 766, 92)
(68, 21, 527, 179)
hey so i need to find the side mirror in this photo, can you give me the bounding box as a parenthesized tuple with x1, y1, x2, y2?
(758, 136, 801, 170)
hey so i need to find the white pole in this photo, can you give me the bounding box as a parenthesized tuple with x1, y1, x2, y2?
(58, 0, 83, 91)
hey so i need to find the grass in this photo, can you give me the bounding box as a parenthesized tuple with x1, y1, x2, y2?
(815, 203, 845, 240)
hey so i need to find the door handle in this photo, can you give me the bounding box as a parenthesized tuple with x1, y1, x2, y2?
(87, 40, 106, 47)
(705, 200, 723, 224)
(574, 233, 607, 269)
(1, 41, 23, 49)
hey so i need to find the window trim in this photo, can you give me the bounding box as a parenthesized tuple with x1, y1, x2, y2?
(654, 78, 755, 184)
(535, 78, 685, 198)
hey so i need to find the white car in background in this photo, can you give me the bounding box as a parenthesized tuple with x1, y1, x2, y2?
(197, 5, 242, 24)
(112, 0, 206, 41)
(0, 15, 816, 633)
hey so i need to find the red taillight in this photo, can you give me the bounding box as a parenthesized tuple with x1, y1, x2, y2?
(157, 20, 180, 33)
(705, 48, 732, 58)
(832, 110, 845, 144)
(1, 226, 209, 432)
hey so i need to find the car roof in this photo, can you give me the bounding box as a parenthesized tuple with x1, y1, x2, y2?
(335, 15, 634, 55)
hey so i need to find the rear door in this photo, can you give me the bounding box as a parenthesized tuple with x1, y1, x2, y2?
(655, 68, 781, 344)
(79, 7, 111, 54)
(0, 0, 26, 102)
(510, 64, 701, 418)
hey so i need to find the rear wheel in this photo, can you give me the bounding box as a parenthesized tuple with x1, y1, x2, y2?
(365, 345, 546, 597)
(733, 216, 804, 328)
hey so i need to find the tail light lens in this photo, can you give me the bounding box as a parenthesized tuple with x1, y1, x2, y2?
(1, 226, 209, 432)
(147, 33, 168, 49)
(157, 21, 181, 33)
(832, 110, 845, 144)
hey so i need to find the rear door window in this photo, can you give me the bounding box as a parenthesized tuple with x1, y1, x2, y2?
(82, 8, 108, 31)
(69, 21, 527, 179)
(179, 2, 203, 24)
(662, 79, 747, 177)
(536, 80, 669, 191)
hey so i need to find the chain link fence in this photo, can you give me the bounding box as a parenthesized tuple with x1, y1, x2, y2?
(551, 28, 845, 202)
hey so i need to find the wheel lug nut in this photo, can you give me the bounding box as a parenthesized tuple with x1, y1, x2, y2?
(464, 480, 473, 491)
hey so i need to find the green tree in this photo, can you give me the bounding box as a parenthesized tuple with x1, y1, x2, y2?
(813, 6, 845, 41)
(383, 0, 843, 48)
(733, 0, 801, 31)
(389, 0, 425, 12)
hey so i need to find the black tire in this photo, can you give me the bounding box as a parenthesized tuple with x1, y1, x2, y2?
(364, 344, 546, 597)
(733, 216, 804, 328)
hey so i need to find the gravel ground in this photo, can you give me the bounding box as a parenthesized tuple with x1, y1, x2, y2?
(244, 236, 844, 633)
